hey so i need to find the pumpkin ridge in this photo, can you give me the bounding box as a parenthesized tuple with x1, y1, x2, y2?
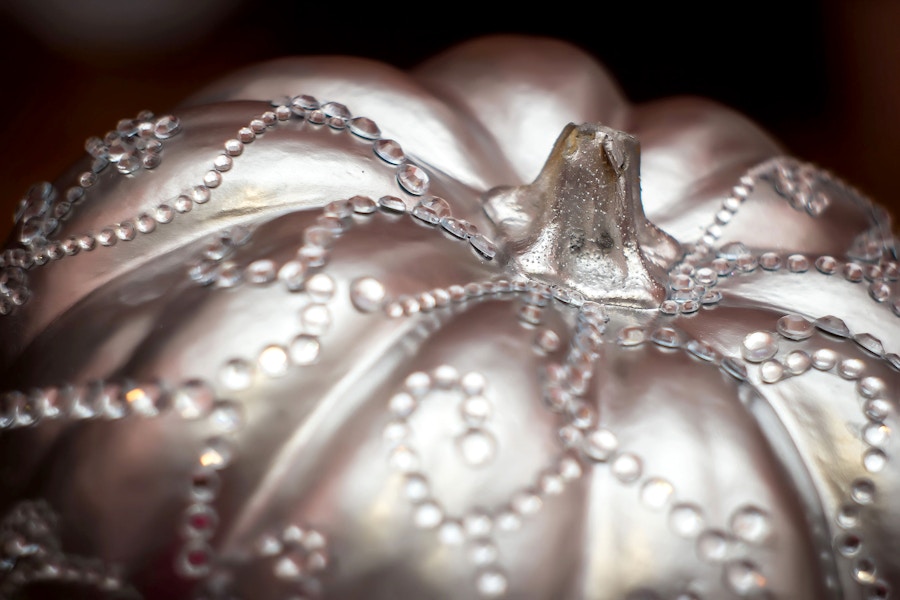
(2, 34, 899, 599)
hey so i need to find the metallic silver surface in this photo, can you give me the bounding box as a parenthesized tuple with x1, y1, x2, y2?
(0, 34, 898, 600)
(484, 123, 681, 307)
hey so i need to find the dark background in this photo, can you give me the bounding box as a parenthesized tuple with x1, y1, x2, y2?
(1, 0, 898, 238)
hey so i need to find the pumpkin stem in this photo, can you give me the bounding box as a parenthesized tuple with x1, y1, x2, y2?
(484, 123, 682, 308)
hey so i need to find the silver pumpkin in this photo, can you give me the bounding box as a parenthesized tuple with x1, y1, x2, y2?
(0, 34, 898, 600)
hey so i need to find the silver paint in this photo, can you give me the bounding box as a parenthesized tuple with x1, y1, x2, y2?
(0, 34, 898, 600)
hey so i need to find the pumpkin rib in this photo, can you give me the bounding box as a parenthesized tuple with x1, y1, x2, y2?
(2, 97, 506, 355)
(181, 55, 521, 191)
(1, 34, 899, 599)
(412, 34, 632, 185)
(630, 96, 782, 227)
(216, 295, 527, 554)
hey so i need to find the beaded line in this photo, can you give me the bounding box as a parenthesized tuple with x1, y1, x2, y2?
(660, 245, 900, 320)
(208, 241, 480, 383)
(0, 112, 184, 314)
(11, 111, 181, 250)
(565, 319, 778, 598)
(2, 294, 886, 598)
(0, 98, 897, 600)
(0, 264, 780, 600)
(250, 273, 336, 379)
(182, 411, 333, 600)
(380, 278, 591, 322)
(1, 250, 881, 590)
(0, 375, 336, 598)
(203, 286, 548, 598)
(766, 158, 897, 263)
(0, 104, 254, 308)
(383, 364, 581, 598)
(0, 94, 500, 316)
(765, 157, 889, 226)
(185, 194, 496, 292)
(744, 308, 898, 371)
(280, 277, 565, 403)
(213, 276, 573, 400)
(617, 314, 888, 597)
(742, 314, 896, 597)
(203, 280, 774, 597)
(186, 226, 253, 288)
(4, 98, 888, 322)
(621, 315, 894, 596)
(168, 379, 246, 582)
(0, 500, 130, 599)
(0, 377, 250, 597)
(686, 160, 765, 261)
(237, 523, 330, 598)
(679, 156, 895, 271)
(372, 286, 780, 598)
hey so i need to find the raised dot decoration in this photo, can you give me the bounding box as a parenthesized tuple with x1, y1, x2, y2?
(3, 95, 509, 316)
(1, 74, 897, 600)
(4, 112, 185, 305)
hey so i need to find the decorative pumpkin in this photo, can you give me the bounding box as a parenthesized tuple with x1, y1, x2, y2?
(1, 34, 898, 600)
